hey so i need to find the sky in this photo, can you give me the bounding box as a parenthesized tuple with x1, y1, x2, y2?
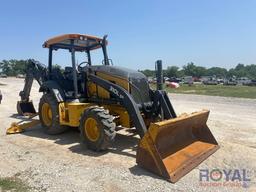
(0, 0, 256, 70)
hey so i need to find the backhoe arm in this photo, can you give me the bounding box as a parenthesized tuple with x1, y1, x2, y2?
(19, 60, 47, 102)
(17, 60, 47, 115)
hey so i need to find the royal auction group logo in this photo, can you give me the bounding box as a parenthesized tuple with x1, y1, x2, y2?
(199, 169, 253, 188)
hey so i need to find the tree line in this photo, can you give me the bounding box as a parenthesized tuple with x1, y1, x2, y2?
(1, 59, 256, 79)
(140, 62, 256, 79)
(0, 59, 61, 76)
(0, 59, 29, 76)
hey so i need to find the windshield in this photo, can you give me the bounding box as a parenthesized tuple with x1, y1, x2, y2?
(51, 47, 106, 69)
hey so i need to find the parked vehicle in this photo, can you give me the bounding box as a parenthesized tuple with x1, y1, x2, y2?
(217, 78, 224, 84)
(237, 77, 251, 85)
(224, 78, 237, 86)
(167, 77, 181, 83)
(244, 79, 256, 86)
(16, 74, 25, 78)
(202, 76, 218, 85)
(166, 81, 180, 88)
(164, 77, 170, 81)
(0, 90, 2, 104)
(182, 76, 193, 85)
(0, 73, 7, 78)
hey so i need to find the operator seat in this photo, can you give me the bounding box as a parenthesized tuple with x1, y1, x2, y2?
(63, 67, 73, 80)
(63, 66, 84, 96)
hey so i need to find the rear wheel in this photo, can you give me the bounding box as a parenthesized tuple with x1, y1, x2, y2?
(39, 94, 68, 134)
(80, 107, 116, 151)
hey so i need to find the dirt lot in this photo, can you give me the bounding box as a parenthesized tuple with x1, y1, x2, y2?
(0, 78, 255, 192)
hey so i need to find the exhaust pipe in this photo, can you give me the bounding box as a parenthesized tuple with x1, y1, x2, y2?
(155, 60, 163, 90)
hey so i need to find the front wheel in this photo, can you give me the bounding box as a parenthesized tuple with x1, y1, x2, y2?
(79, 107, 116, 151)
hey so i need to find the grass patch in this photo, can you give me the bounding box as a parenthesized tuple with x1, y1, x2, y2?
(0, 177, 30, 192)
(151, 84, 256, 99)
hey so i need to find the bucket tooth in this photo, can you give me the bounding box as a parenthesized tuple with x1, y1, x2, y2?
(136, 110, 219, 183)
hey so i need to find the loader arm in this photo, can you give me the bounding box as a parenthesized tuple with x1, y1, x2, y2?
(88, 73, 179, 136)
(88, 74, 179, 138)
(89, 74, 148, 138)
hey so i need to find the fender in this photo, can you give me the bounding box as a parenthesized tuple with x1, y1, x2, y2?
(39, 80, 65, 102)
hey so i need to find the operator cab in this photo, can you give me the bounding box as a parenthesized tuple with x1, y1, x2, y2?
(43, 34, 111, 99)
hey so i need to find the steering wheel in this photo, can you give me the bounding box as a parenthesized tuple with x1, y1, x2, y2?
(78, 61, 89, 72)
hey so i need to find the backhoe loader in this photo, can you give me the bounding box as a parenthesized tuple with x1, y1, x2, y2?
(8, 34, 219, 182)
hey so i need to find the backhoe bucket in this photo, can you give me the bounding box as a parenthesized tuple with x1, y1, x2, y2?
(17, 101, 36, 115)
(136, 110, 219, 183)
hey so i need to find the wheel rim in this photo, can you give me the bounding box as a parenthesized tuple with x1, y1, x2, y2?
(41, 103, 52, 126)
(84, 118, 100, 142)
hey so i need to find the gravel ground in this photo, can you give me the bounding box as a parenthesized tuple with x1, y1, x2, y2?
(0, 77, 255, 192)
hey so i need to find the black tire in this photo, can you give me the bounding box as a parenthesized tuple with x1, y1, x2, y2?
(79, 107, 116, 151)
(39, 94, 68, 135)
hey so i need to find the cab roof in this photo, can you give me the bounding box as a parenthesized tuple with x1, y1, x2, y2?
(43, 34, 107, 51)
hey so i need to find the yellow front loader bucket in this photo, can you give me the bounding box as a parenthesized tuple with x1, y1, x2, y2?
(136, 110, 219, 183)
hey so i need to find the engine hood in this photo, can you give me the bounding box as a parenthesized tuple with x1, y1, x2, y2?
(89, 65, 145, 79)
(89, 65, 151, 104)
